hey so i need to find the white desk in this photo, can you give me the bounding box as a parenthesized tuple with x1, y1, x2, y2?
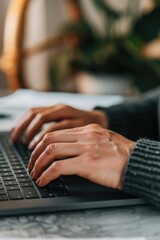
(0, 90, 158, 240)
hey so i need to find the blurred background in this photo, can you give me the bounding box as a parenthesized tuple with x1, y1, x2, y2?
(0, 0, 160, 96)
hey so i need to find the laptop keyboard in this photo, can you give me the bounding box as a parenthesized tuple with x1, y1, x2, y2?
(0, 133, 70, 201)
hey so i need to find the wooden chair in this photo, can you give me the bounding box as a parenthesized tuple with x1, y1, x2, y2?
(0, 0, 82, 91)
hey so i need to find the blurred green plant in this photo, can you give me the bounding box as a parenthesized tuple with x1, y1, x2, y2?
(50, 0, 160, 92)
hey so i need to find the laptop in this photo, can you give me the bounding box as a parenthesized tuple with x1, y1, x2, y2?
(0, 131, 145, 216)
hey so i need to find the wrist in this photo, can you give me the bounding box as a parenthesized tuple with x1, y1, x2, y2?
(91, 110, 108, 128)
(118, 140, 136, 190)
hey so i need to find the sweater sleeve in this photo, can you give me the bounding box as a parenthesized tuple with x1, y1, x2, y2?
(94, 89, 160, 141)
(123, 139, 160, 207)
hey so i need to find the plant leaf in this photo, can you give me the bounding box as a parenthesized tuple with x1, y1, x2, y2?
(132, 6, 160, 42)
(93, 0, 120, 19)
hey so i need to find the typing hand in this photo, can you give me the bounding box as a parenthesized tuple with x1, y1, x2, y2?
(11, 105, 107, 149)
(28, 124, 135, 190)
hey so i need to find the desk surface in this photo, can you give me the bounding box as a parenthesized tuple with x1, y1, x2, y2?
(0, 205, 158, 240)
(0, 90, 158, 240)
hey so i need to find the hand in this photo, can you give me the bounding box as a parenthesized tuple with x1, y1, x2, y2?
(28, 124, 136, 190)
(11, 105, 107, 149)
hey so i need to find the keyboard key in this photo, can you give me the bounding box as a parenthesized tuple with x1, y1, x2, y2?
(0, 168, 11, 173)
(0, 164, 9, 168)
(0, 190, 6, 195)
(22, 187, 39, 199)
(2, 176, 16, 181)
(18, 177, 31, 183)
(1, 172, 14, 177)
(38, 187, 55, 198)
(14, 169, 26, 174)
(20, 182, 34, 187)
(53, 188, 71, 197)
(0, 185, 4, 190)
(3, 180, 18, 186)
(8, 190, 24, 200)
(0, 195, 8, 201)
(6, 185, 20, 191)
(16, 173, 29, 178)
(12, 166, 24, 170)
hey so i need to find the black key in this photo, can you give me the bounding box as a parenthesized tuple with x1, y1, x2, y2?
(10, 163, 20, 167)
(22, 187, 39, 199)
(18, 177, 32, 183)
(0, 168, 11, 173)
(0, 161, 5, 165)
(3, 176, 16, 181)
(0, 195, 8, 201)
(38, 187, 55, 198)
(12, 166, 24, 170)
(8, 190, 24, 200)
(0, 164, 9, 168)
(53, 189, 71, 197)
(0, 185, 4, 190)
(16, 173, 29, 178)
(9, 160, 20, 164)
(0, 190, 6, 195)
(20, 182, 34, 187)
(14, 169, 26, 174)
(6, 185, 20, 191)
(1, 172, 14, 177)
(51, 179, 63, 186)
(3, 180, 18, 186)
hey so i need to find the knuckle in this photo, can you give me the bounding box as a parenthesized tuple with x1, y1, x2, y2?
(52, 161, 61, 173)
(28, 107, 37, 115)
(43, 132, 53, 143)
(57, 104, 68, 110)
(88, 123, 100, 130)
(37, 113, 45, 122)
(85, 152, 97, 163)
(86, 131, 99, 140)
(85, 143, 95, 152)
(34, 161, 42, 171)
(45, 143, 56, 155)
(58, 104, 73, 112)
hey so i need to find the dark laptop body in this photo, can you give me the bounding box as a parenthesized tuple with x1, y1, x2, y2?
(0, 132, 145, 216)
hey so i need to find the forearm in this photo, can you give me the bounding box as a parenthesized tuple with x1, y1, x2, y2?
(123, 139, 160, 207)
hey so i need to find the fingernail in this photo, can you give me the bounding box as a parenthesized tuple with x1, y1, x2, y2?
(36, 178, 41, 186)
(28, 141, 34, 150)
(30, 170, 35, 179)
(28, 158, 32, 169)
(27, 163, 31, 172)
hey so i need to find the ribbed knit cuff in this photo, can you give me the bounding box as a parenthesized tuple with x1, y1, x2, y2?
(123, 139, 160, 206)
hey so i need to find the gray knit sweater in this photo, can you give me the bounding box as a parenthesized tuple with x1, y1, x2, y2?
(95, 88, 160, 207)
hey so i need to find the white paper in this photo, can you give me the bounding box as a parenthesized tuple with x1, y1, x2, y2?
(0, 89, 123, 110)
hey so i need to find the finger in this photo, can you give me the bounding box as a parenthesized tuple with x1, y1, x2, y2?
(28, 119, 84, 150)
(30, 130, 78, 164)
(25, 104, 85, 144)
(30, 142, 81, 180)
(11, 112, 36, 142)
(36, 156, 83, 187)
(28, 130, 83, 172)
(11, 107, 47, 142)
(28, 124, 56, 150)
(24, 108, 55, 144)
(28, 124, 87, 172)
